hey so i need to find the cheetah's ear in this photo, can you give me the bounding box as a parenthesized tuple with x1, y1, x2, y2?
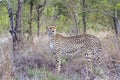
(53, 25, 57, 29)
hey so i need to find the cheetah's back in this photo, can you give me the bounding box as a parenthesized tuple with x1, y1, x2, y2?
(51, 34, 102, 55)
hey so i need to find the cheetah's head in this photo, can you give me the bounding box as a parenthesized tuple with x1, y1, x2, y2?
(46, 26, 57, 37)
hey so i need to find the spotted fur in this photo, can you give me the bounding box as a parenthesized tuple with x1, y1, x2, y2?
(46, 26, 102, 73)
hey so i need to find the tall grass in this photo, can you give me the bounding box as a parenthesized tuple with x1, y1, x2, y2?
(0, 31, 120, 80)
(0, 40, 12, 80)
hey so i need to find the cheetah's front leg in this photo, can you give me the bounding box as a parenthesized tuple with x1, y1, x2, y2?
(54, 52, 61, 74)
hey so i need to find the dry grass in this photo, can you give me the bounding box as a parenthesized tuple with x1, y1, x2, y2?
(0, 31, 120, 80)
(0, 40, 12, 80)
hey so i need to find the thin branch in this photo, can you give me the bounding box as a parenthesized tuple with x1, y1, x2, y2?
(95, 10, 114, 18)
(85, 9, 115, 18)
(0, 1, 7, 9)
(38, 6, 45, 14)
(37, 0, 46, 8)
(36, 0, 46, 14)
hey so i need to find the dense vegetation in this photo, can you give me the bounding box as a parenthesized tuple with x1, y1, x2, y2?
(0, 0, 120, 80)
(0, 0, 120, 34)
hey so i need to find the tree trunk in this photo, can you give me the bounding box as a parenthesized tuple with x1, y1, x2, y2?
(68, 0, 79, 35)
(28, 2, 33, 39)
(37, 10, 40, 36)
(113, 17, 118, 36)
(7, 0, 16, 78)
(15, 0, 23, 55)
(113, 4, 118, 36)
(113, 18, 120, 56)
(36, 7, 45, 36)
(7, 0, 23, 76)
(81, 0, 87, 34)
(112, 3, 120, 56)
(36, 0, 46, 36)
(8, 0, 17, 56)
(8, 0, 23, 61)
(73, 10, 78, 35)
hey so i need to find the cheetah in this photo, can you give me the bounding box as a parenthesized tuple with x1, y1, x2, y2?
(46, 26, 102, 73)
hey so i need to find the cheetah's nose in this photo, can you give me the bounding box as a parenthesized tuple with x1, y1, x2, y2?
(52, 31, 54, 32)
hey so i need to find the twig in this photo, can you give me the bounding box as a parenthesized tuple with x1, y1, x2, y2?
(0, 1, 7, 9)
